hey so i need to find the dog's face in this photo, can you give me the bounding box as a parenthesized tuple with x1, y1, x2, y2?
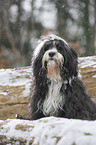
(33, 35, 78, 81)
(42, 43, 64, 80)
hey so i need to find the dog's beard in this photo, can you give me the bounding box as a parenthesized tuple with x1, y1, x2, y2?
(42, 58, 63, 81)
(47, 60, 61, 80)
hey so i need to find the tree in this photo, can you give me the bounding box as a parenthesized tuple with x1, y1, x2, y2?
(0, 0, 96, 68)
(81, 0, 95, 55)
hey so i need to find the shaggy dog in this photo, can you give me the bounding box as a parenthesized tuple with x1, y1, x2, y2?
(17, 34, 96, 120)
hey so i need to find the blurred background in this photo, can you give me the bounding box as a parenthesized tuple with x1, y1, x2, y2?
(0, 0, 96, 68)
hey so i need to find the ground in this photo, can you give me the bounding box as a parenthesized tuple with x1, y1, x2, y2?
(0, 117, 96, 145)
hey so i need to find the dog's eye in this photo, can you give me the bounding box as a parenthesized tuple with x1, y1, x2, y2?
(55, 40, 63, 51)
(55, 40, 63, 47)
(55, 40, 61, 46)
(45, 41, 52, 46)
(44, 41, 53, 51)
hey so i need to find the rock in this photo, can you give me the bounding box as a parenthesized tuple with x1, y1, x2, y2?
(0, 117, 96, 145)
(78, 56, 96, 100)
(0, 56, 96, 120)
(0, 67, 32, 120)
(0, 56, 96, 144)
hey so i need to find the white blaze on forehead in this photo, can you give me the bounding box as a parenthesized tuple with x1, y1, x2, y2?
(46, 34, 69, 46)
(33, 40, 46, 59)
(33, 34, 69, 58)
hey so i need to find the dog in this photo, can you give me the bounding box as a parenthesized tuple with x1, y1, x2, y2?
(17, 34, 96, 120)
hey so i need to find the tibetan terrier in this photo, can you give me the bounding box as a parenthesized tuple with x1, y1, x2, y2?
(17, 34, 96, 120)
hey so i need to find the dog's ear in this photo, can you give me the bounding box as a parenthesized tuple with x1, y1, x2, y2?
(69, 47, 78, 76)
(33, 56, 42, 76)
(61, 43, 78, 79)
(32, 53, 48, 86)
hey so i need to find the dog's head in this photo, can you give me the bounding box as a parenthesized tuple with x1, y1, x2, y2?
(32, 34, 78, 82)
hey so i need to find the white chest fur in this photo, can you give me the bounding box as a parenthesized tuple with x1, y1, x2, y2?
(43, 80, 64, 116)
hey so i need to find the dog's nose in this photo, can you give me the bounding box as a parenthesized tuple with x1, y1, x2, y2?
(49, 52, 55, 57)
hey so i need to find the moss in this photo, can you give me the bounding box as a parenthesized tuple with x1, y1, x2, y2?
(84, 133, 92, 136)
(15, 124, 34, 131)
(52, 136, 61, 144)
(56, 137, 61, 144)
(29, 137, 35, 145)
(17, 137, 26, 143)
(29, 138, 39, 145)
(0, 135, 27, 144)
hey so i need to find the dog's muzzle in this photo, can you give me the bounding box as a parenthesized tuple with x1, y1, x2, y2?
(42, 48, 64, 80)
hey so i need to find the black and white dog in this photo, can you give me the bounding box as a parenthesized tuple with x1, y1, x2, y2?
(17, 34, 96, 120)
(28, 34, 96, 120)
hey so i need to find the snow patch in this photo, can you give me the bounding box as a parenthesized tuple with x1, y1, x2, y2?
(22, 82, 31, 97)
(0, 67, 32, 98)
(0, 67, 32, 86)
(92, 75, 96, 78)
(0, 117, 96, 145)
(78, 56, 96, 68)
(0, 91, 8, 96)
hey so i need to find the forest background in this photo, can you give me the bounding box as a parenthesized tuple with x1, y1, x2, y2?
(0, 0, 96, 68)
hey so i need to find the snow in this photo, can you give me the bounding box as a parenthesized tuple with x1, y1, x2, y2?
(0, 67, 32, 86)
(22, 82, 31, 97)
(78, 56, 96, 68)
(92, 75, 96, 78)
(0, 117, 96, 145)
(0, 91, 8, 96)
(0, 67, 32, 98)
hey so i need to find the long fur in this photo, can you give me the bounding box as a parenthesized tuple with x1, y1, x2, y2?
(29, 34, 96, 120)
